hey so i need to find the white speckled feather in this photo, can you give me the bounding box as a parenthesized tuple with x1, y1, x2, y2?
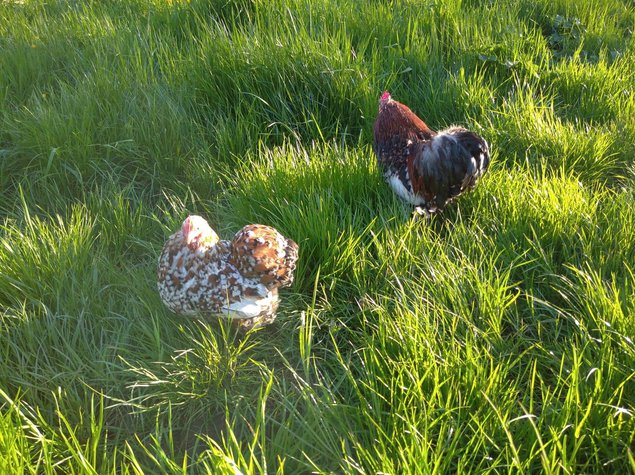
(157, 217, 298, 329)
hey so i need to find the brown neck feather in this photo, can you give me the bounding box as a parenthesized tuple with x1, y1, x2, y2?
(374, 100, 434, 142)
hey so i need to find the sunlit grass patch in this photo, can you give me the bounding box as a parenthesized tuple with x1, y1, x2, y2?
(0, 0, 634, 472)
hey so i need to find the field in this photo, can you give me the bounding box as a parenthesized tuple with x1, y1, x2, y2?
(1, 0, 634, 473)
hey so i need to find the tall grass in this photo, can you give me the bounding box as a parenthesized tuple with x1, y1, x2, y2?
(1, 0, 634, 472)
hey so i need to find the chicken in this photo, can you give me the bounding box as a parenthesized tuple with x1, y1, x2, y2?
(157, 215, 299, 330)
(373, 91, 490, 216)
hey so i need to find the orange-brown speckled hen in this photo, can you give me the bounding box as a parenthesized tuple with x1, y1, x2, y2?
(157, 215, 299, 330)
(373, 91, 490, 216)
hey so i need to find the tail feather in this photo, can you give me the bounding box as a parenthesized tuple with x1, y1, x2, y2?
(231, 225, 299, 290)
(411, 127, 490, 211)
(278, 237, 299, 287)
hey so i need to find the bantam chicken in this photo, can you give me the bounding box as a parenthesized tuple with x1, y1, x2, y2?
(157, 215, 299, 330)
(373, 91, 490, 216)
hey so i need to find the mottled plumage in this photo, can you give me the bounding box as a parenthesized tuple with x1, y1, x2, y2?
(157, 216, 299, 330)
(373, 91, 490, 215)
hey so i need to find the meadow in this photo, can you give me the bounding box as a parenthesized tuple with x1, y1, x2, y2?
(1, 0, 634, 472)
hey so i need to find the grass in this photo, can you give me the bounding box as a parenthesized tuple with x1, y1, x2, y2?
(1, 0, 634, 472)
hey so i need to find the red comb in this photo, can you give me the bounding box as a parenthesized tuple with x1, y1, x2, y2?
(182, 216, 192, 235)
(380, 90, 391, 102)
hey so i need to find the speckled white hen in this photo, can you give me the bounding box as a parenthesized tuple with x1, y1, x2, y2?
(157, 215, 299, 330)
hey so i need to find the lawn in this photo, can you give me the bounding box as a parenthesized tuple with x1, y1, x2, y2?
(1, 0, 634, 473)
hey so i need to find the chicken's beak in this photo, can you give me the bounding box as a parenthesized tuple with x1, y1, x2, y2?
(185, 230, 201, 247)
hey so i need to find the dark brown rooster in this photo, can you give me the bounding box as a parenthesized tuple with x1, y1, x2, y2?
(373, 91, 490, 216)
